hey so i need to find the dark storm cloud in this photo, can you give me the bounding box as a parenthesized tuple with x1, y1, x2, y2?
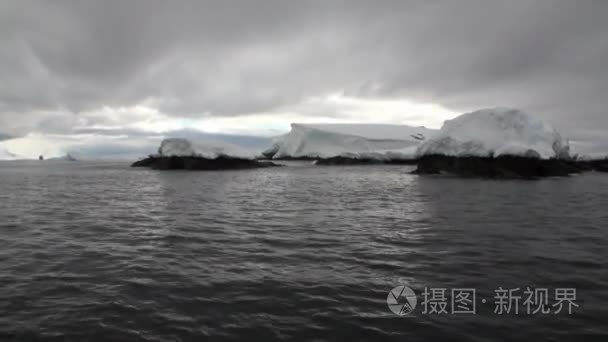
(1, 0, 607, 143)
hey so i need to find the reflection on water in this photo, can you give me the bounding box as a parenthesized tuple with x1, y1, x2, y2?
(0, 160, 607, 341)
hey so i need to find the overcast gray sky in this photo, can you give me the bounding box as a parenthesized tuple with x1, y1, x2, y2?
(1, 0, 607, 157)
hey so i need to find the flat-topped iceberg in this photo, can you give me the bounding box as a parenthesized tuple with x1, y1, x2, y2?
(263, 123, 436, 160)
(416, 108, 570, 159)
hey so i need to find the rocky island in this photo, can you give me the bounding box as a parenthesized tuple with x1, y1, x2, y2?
(412, 108, 599, 178)
(132, 138, 280, 170)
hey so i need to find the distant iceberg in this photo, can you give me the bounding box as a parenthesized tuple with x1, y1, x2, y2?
(132, 138, 278, 170)
(46, 153, 78, 161)
(263, 123, 436, 160)
(416, 108, 571, 160)
(0, 148, 20, 160)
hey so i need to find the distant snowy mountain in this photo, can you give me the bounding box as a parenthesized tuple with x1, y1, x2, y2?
(416, 108, 571, 159)
(263, 123, 436, 159)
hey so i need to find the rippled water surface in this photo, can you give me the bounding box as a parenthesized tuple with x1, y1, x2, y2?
(1, 160, 607, 341)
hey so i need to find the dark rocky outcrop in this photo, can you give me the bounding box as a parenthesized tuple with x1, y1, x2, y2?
(262, 156, 319, 161)
(260, 149, 280, 159)
(413, 155, 582, 179)
(384, 159, 419, 166)
(592, 160, 608, 172)
(312, 154, 608, 174)
(64, 154, 78, 161)
(569, 158, 608, 173)
(315, 156, 418, 166)
(315, 156, 382, 165)
(132, 155, 281, 170)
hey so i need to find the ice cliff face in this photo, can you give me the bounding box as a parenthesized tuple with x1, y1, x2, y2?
(416, 108, 570, 159)
(264, 123, 436, 159)
(158, 138, 254, 159)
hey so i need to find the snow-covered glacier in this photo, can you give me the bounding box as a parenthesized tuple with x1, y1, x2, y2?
(416, 108, 571, 159)
(263, 123, 436, 160)
(158, 138, 255, 159)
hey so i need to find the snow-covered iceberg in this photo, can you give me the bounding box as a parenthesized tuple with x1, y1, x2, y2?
(158, 138, 255, 160)
(132, 138, 279, 170)
(416, 108, 570, 159)
(263, 123, 436, 160)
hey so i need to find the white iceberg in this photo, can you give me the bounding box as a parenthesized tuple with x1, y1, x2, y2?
(0, 147, 20, 160)
(264, 123, 436, 160)
(416, 108, 571, 159)
(39, 153, 77, 161)
(158, 138, 255, 159)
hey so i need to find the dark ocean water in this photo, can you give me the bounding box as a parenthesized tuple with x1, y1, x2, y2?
(0, 160, 607, 341)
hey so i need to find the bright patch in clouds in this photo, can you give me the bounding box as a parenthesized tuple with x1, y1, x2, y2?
(80, 94, 456, 137)
(181, 94, 456, 136)
(317, 94, 457, 128)
(1, 95, 456, 159)
(76, 105, 185, 133)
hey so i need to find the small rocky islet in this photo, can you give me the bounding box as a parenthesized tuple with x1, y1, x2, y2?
(132, 155, 280, 170)
(131, 138, 280, 170)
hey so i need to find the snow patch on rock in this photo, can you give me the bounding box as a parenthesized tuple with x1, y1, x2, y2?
(416, 108, 570, 159)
